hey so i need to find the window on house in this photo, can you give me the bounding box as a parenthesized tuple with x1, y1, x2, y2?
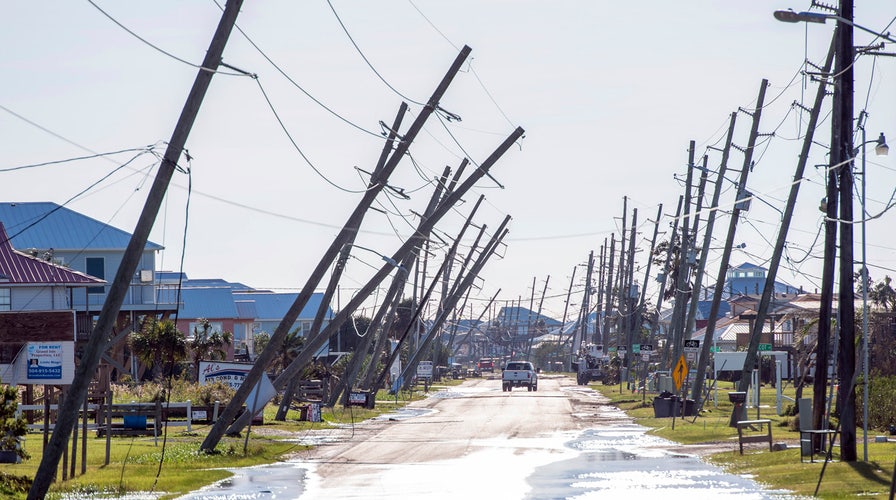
(85, 257, 105, 294)
(189, 321, 224, 338)
(0, 288, 10, 311)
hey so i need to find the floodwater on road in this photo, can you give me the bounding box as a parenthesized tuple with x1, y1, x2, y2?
(171, 387, 798, 500)
(525, 405, 795, 499)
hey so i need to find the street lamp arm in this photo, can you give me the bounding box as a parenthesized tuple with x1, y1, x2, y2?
(774, 9, 896, 44)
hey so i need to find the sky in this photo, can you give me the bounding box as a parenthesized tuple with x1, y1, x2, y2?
(2, 1, 895, 323)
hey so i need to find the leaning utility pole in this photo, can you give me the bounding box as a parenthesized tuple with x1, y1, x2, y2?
(601, 236, 616, 349)
(738, 37, 836, 421)
(690, 113, 737, 402)
(399, 218, 510, 391)
(276, 103, 408, 420)
(623, 208, 637, 386)
(556, 266, 576, 367)
(617, 197, 629, 349)
(222, 127, 524, 436)
(201, 45, 474, 452)
(526, 275, 550, 360)
(28, 2, 244, 497)
(668, 142, 696, 367)
(573, 252, 594, 350)
(649, 197, 682, 349)
(683, 155, 709, 341)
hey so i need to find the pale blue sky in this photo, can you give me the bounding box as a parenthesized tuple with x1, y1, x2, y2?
(2, 1, 894, 319)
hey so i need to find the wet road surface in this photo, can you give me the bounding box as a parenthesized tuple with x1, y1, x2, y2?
(175, 377, 797, 499)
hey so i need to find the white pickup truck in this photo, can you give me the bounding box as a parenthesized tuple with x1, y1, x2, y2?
(501, 361, 538, 392)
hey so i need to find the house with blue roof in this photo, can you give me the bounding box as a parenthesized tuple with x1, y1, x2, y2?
(173, 277, 333, 359)
(0, 202, 178, 317)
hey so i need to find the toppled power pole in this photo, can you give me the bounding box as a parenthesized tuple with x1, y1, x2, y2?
(201, 45, 475, 452)
(28, 2, 245, 497)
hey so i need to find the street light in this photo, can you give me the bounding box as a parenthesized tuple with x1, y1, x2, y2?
(856, 125, 888, 461)
(773, 9, 896, 44)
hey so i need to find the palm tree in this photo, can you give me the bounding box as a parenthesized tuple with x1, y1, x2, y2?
(129, 318, 187, 381)
(189, 318, 233, 381)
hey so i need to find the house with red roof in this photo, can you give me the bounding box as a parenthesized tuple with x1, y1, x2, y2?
(0, 221, 105, 378)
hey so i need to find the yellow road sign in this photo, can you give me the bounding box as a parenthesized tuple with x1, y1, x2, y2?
(672, 354, 688, 390)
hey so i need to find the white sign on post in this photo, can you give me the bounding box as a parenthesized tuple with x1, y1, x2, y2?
(417, 360, 433, 379)
(15, 342, 76, 385)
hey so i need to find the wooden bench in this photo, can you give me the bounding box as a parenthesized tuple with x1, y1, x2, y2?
(736, 419, 773, 454)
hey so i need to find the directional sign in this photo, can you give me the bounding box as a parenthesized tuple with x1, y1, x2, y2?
(632, 344, 641, 354)
(640, 344, 653, 352)
(672, 354, 688, 391)
(758, 343, 772, 351)
(684, 339, 700, 351)
(710, 346, 721, 353)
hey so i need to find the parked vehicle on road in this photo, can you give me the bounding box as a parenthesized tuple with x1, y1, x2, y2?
(502, 361, 538, 391)
(573, 343, 608, 385)
(477, 358, 495, 373)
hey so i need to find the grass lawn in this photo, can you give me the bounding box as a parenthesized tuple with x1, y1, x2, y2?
(0, 382, 447, 499)
(593, 380, 896, 499)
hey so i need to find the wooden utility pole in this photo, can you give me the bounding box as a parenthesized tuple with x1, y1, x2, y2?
(556, 266, 576, 368)
(222, 127, 524, 436)
(275, 103, 408, 420)
(601, 236, 616, 349)
(649, 197, 682, 350)
(637, 204, 662, 391)
(834, 0, 857, 462)
(201, 46, 476, 451)
(690, 113, 737, 401)
(596, 240, 606, 340)
(668, 142, 696, 367)
(700, 78, 769, 420)
(574, 252, 594, 350)
(737, 37, 836, 424)
(451, 289, 500, 358)
(617, 197, 629, 349)
(28, 2, 245, 497)
(683, 155, 710, 341)
(331, 168, 455, 406)
(526, 276, 549, 360)
(399, 218, 510, 391)
(624, 208, 638, 386)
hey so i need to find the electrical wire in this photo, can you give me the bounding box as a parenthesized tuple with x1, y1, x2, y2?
(253, 77, 374, 194)
(325, 0, 425, 107)
(85, 0, 246, 76)
(209, 0, 385, 140)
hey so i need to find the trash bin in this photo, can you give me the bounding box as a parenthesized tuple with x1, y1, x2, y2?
(653, 396, 673, 418)
(728, 391, 747, 426)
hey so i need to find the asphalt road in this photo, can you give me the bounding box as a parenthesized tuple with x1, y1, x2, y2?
(180, 374, 791, 499)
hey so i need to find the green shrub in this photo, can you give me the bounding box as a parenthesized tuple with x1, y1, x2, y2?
(858, 375, 896, 431)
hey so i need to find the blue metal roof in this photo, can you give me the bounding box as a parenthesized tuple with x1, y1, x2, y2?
(232, 292, 328, 320)
(178, 287, 239, 319)
(0, 202, 162, 251)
